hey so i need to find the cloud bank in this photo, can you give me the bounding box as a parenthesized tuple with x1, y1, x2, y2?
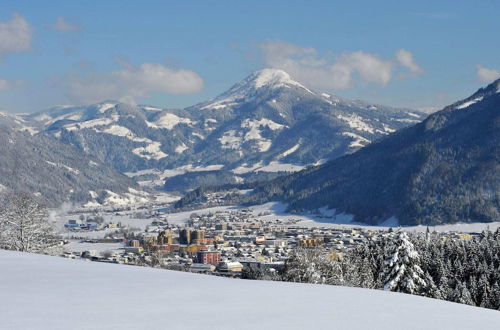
(259, 41, 423, 90)
(59, 62, 204, 104)
(0, 14, 32, 58)
(476, 65, 500, 83)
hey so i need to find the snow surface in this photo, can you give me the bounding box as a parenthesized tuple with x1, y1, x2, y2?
(232, 162, 304, 174)
(255, 162, 305, 172)
(147, 113, 193, 130)
(342, 132, 371, 148)
(278, 142, 301, 158)
(456, 97, 484, 110)
(64, 117, 115, 131)
(0, 250, 498, 330)
(219, 129, 242, 150)
(97, 103, 116, 113)
(337, 114, 375, 133)
(199, 68, 314, 110)
(132, 141, 168, 160)
(175, 143, 188, 154)
(252, 68, 314, 94)
(84, 189, 149, 208)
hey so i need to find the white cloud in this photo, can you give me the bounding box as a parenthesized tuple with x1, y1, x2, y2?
(396, 49, 423, 73)
(259, 41, 423, 90)
(50, 17, 80, 32)
(59, 62, 204, 104)
(0, 78, 10, 91)
(476, 65, 500, 83)
(0, 14, 32, 57)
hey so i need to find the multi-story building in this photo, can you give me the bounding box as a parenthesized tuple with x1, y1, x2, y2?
(179, 228, 192, 245)
(197, 251, 221, 264)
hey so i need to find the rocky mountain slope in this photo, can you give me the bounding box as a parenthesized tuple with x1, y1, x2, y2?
(238, 79, 500, 225)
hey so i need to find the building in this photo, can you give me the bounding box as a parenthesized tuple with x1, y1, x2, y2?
(196, 251, 221, 264)
(192, 230, 205, 244)
(217, 261, 244, 273)
(64, 219, 86, 230)
(179, 228, 192, 245)
(158, 231, 173, 245)
(215, 223, 227, 231)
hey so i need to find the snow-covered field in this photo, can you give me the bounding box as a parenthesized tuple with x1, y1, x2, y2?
(0, 250, 498, 330)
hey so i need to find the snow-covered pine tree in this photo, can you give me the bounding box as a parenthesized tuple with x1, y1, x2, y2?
(453, 281, 475, 306)
(381, 231, 429, 295)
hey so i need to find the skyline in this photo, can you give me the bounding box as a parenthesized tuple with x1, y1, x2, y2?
(1, 0, 499, 113)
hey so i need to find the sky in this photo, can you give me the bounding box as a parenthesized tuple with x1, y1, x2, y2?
(0, 0, 499, 113)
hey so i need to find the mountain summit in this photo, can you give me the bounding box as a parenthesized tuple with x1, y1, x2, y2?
(194, 68, 314, 111)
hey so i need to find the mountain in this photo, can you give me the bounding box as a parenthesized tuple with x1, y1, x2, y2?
(29, 69, 425, 190)
(0, 123, 148, 207)
(238, 79, 500, 225)
(2, 250, 499, 330)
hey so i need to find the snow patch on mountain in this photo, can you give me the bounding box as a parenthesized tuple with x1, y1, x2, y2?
(252, 68, 314, 94)
(147, 113, 193, 130)
(175, 143, 188, 154)
(342, 132, 371, 148)
(456, 96, 484, 109)
(337, 114, 375, 133)
(406, 112, 421, 118)
(219, 130, 242, 150)
(256, 162, 305, 172)
(198, 68, 314, 111)
(192, 132, 204, 139)
(84, 188, 149, 207)
(132, 141, 168, 160)
(240, 118, 285, 152)
(97, 103, 116, 113)
(232, 161, 304, 174)
(64, 117, 115, 131)
(278, 142, 301, 158)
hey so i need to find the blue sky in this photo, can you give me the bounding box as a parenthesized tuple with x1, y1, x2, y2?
(0, 0, 499, 113)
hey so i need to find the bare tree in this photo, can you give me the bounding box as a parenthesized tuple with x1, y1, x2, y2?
(0, 194, 60, 252)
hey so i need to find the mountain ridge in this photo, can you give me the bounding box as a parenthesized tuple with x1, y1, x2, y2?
(232, 78, 500, 225)
(23, 68, 426, 191)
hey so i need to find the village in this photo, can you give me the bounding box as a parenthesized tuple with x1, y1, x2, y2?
(59, 205, 481, 277)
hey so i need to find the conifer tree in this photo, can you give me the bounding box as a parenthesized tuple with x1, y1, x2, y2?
(381, 232, 428, 295)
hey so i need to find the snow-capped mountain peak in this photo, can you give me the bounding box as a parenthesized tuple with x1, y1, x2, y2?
(250, 68, 312, 91)
(197, 68, 314, 110)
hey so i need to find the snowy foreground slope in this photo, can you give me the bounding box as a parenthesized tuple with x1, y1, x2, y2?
(1, 251, 499, 330)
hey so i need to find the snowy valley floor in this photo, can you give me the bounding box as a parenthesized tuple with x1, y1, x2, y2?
(0, 250, 499, 330)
